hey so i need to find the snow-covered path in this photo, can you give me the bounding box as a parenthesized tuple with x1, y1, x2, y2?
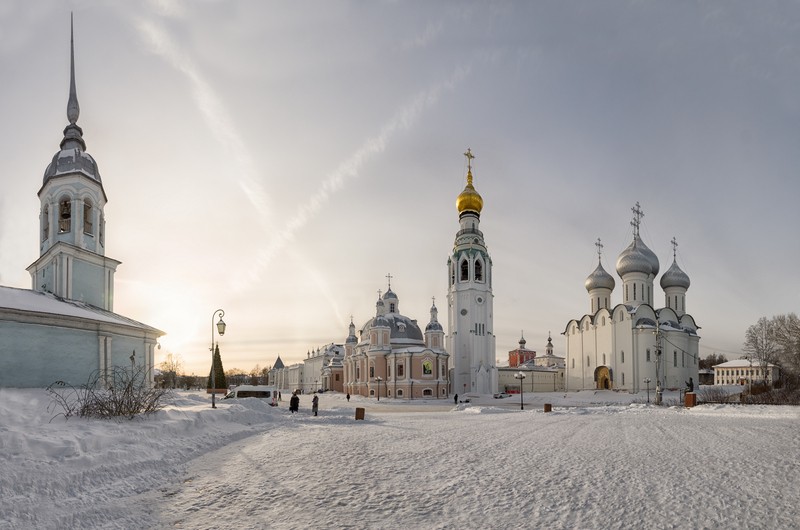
(2, 390, 798, 529)
(147, 402, 800, 530)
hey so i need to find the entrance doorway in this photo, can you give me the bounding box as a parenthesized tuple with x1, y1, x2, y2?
(595, 366, 611, 390)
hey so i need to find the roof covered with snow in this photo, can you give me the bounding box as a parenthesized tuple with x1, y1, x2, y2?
(0, 285, 163, 335)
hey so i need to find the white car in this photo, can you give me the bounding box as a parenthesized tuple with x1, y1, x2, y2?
(493, 392, 511, 399)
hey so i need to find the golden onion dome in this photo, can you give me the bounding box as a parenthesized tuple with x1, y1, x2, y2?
(456, 169, 483, 214)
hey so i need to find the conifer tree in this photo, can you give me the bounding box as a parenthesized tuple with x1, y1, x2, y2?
(207, 344, 227, 390)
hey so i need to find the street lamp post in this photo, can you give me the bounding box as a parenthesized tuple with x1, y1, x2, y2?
(514, 371, 526, 410)
(211, 309, 226, 409)
(644, 378, 651, 404)
(375, 377, 383, 401)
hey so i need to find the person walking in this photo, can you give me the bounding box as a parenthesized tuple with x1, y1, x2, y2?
(312, 394, 319, 416)
(290, 392, 299, 414)
(346, 393, 350, 402)
(454, 393, 458, 405)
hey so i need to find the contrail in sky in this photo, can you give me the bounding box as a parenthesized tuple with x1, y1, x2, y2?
(129, 8, 471, 302)
(236, 63, 473, 291)
(132, 16, 274, 229)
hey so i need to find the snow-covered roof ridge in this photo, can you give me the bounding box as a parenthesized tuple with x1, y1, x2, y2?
(0, 285, 163, 335)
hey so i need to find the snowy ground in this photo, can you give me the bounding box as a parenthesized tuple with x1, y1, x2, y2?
(1, 388, 798, 530)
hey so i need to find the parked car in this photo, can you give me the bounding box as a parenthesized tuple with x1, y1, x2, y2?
(493, 392, 511, 399)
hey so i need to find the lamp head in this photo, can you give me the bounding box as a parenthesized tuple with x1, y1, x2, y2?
(217, 317, 226, 336)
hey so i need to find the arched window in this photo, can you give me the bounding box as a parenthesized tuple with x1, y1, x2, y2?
(450, 264, 455, 286)
(423, 388, 433, 396)
(602, 353, 606, 365)
(58, 198, 71, 233)
(42, 205, 49, 241)
(460, 260, 469, 281)
(475, 260, 483, 282)
(571, 358, 575, 369)
(621, 351, 625, 363)
(673, 351, 677, 367)
(633, 284, 637, 300)
(83, 199, 93, 235)
(397, 389, 404, 397)
(586, 356, 590, 367)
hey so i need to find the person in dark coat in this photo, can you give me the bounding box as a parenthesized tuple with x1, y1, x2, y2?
(289, 392, 299, 413)
(454, 393, 458, 405)
(346, 393, 350, 402)
(312, 394, 319, 416)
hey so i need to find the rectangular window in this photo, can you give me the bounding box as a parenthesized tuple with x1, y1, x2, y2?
(646, 349, 651, 362)
(397, 364, 404, 377)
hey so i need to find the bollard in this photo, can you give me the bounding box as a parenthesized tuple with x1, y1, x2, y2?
(684, 392, 697, 408)
(544, 403, 552, 413)
(355, 407, 365, 420)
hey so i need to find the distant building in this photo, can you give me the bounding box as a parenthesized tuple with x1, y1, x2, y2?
(530, 333, 564, 368)
(0, 19, 163, 388)
(564, 204, 700, 392)
(508, 334, 536, 367)
(498, 364, 565, 393)
(501, 334, 565, 392)
(343, 283, 449, 399)
(713, 359, 779, 387)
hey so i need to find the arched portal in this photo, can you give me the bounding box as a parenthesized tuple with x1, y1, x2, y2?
(595, 366, 611, 390)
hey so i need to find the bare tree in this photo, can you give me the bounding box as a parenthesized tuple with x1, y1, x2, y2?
(158, 352, 183, 389)
(743, 317, 779, 384)
(773, 313, 800, 376)
(249, 364, 262, 385)
(700, 353, 728, 370)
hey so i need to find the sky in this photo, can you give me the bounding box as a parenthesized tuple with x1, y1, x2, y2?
(2, 387, 799, 528)
(1, 1, 799, 376)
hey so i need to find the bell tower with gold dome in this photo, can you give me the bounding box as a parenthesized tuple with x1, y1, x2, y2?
(447, 149, 497, 396)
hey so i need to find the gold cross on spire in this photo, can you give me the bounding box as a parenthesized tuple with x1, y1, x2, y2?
(464, 148, 475, 172)
(386, 272, 393, 290)
(671, 236, 678, 259)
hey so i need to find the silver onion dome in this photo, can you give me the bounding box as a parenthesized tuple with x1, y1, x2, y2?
(660, 260, 691, 290)
(616, 239, 652, 277)
(585, 261, 616, 291)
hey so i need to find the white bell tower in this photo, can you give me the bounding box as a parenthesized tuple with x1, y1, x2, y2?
(27, 15, 120, 311)
(446, 149, 496, 396)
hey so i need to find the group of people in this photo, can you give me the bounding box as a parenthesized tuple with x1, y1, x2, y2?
(288, 392, 319, 416)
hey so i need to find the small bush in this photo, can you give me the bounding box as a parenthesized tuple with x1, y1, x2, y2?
(47, 366, 170, 421)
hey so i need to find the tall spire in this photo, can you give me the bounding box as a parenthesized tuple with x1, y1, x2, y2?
(67, 13, 80, 125)
(60, 13, 86, 151)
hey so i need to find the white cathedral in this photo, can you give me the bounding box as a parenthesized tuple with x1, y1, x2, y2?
(447, 150, 497, 396)
(0, 19, 163, 388)
(563, 203, 700, 393)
